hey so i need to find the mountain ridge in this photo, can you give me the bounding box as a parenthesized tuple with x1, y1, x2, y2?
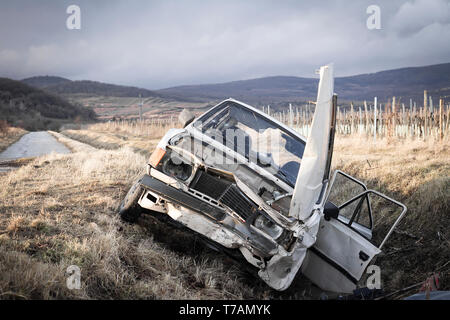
(20, 62, 450, 107)
(21, 77, 162, 99)
(157, 62, 450, 105)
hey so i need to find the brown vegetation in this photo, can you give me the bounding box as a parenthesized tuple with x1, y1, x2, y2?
(0, 123, 27, 153)
(61, 121, 178, 156)
(62, 123, 450, 293)
(332, 136, 449, 296)
(1, 134, 315, 300)
(0, 120, 448, 299)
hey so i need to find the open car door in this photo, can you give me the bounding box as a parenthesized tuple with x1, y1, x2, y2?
(301, 170, 407, 293)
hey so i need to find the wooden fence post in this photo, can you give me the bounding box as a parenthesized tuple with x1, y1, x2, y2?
(364, 100, 368, 134)
(359, 106, 362, 134)
(392, 96, 396, 137)
(289, 103, 293, 128)
(350, 102, 354, 134)
(430, 96, 434, 138)
(440, 99, 444, 142)
(374, 97, 377, 142)
(402, 103, 405, 137)
(424, 90, 428, 139)
(447, 104, 450, 137)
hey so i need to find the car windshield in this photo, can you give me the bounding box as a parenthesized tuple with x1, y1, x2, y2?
(193, 102, 305, 186)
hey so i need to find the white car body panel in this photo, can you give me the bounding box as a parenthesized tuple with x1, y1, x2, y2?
(302, 216, 381, 293)
(289, 64, 334, 221)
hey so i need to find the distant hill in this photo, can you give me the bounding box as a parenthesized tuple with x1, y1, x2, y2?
(158, 63, 450, 106)
(22, 77, 161, 98)
(22, 76, 71, 89)
(0, 78, 96, 130)
(20, 76, 204, 121)
(158, 76, 318, 105)
(336, 63, 450, 103)
(46, 80, 161, 98)
(19, 62, 450, 118)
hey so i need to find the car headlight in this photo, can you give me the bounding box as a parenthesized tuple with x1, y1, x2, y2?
(161, 154, 193, 181)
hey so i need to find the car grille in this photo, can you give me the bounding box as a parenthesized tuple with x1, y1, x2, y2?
(218, 185, 255, 220)
(190, 170, 231, 199)
(190, 170, 256, 221)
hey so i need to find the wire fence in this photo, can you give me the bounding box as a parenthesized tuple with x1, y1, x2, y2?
(95, 91, 449, 142)
(265, 92, 449, 142)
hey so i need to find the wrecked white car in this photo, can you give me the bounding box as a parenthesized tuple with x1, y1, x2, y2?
(118, 64, 407, 293)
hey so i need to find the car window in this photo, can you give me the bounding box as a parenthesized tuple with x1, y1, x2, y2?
(327, 171, 372, 229)
(194, 102, 305, 186)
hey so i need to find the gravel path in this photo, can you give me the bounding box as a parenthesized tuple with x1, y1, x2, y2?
(0, 131, 70, 161)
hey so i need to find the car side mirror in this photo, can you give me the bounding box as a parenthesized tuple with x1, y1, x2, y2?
(178, 109, 195, 128)
(324, 201, 339, 221)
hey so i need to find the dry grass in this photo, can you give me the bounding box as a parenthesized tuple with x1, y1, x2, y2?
(1, 122, 448, 299)
(332, 135, 450, 293)
(60, 121, 178, 157)
(86, 120, 182, 137)
(60, 124, 450, 295)
(1, 134, 311, 300)
(0, 126, 27, 153)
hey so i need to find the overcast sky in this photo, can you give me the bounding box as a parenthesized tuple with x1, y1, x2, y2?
(0, 0, 449, 89)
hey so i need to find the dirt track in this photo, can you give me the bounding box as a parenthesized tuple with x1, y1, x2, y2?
(0, 131, 70, 161)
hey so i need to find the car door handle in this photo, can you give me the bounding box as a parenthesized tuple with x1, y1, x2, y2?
(359, 251, 369, 261)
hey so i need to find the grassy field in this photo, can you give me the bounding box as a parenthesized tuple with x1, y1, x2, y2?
(332, 136, 449, 293)
(60, 122, 169, 156)
(0, 123, 448, 299)
(64, 95, 211, 121)
(0, 128, 315, 300)
(0, 125, 27, 153)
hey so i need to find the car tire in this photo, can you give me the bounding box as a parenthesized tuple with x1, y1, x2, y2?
(118, 178, 144, 223)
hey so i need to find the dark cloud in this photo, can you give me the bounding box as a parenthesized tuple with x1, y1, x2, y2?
(0, 0, 449, 89)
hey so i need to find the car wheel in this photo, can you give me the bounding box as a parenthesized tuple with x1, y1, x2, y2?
(118, 178, 144, 223)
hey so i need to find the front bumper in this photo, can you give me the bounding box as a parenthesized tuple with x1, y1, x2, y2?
(139, 174, 226, 221)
